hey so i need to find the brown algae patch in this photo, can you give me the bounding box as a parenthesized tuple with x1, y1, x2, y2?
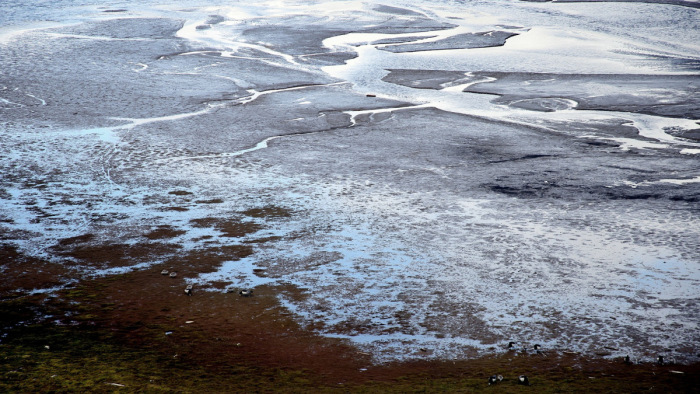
(195, 198, 224, 204)
(217, 220, 263, 238)
(0, 245, 78, 298)
(243, 206, 293, 218)
(56, 233, 95, 246)
(190, 217, 263, 238)
(52, 241, 182, 269)
(162, 206, 189, 212)
(159, 244, 254, 277)
(143, 225, 186, 240)
(168, 190, 193, 196)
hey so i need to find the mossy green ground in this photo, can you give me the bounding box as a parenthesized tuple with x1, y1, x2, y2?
(1, 296, 698, 393)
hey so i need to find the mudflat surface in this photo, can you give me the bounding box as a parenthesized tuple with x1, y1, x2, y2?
(1, 0, 699, 390)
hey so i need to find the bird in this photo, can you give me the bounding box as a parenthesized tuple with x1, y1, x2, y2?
(487, 375, 499, 385)
(518, 375, 530, 386)
(657, 355, 664, 365)
(184, 284, 193, 296)
(169, 272, 177, 278)
(507, 341, 516, 350)
(239, 289, 253, 297)
(534, 344, 542, 354)
(161, 269, 169, 275)
(624, 355, 632, 365)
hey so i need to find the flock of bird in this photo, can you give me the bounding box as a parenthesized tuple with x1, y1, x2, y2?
(491, 341, 674, 386)
(487, 374, 530, 386)
(160, 268, 253, 297)
(507, 341, 544, 354)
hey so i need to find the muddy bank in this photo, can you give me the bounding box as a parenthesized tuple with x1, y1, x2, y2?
(2, 241, 699, 392)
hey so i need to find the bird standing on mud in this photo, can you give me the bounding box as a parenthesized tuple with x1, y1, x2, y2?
(487, 375, 503, 385)
(239, 289, 253, 297)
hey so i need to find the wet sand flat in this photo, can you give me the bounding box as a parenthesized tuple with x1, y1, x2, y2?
(1, 0, 699, 390)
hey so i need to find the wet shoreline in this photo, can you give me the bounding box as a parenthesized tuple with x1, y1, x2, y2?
(1, 1, 700, 388)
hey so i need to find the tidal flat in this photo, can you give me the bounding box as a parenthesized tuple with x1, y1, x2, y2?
(1, 0, 699, 391)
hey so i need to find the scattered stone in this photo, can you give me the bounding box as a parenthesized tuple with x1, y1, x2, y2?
(185, 320, 194, 324)
(184, 285, 192, 296)
(169, 272, 177, 278)
(624, 355, 632, 364)
(161, 269, 169, 275)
